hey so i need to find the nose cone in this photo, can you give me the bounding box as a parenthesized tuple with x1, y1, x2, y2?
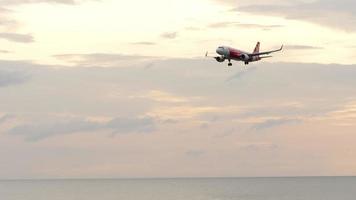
(216, 47, 224, 55)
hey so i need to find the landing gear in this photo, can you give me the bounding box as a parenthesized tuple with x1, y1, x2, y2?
(228, 59, 232, 66)
(244, 61, 249, 65)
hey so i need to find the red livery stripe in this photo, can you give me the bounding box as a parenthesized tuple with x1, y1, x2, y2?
(229, 48, 241, 58)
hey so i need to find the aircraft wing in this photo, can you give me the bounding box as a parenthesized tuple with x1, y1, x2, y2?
(249, 45, 283, 57)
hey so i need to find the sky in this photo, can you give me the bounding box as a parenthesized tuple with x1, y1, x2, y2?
(0, 0, 356, 179)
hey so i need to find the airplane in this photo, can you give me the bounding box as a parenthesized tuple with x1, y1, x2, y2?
(206, 42, 283, 66)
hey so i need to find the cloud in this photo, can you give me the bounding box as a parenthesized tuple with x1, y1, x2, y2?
(161, 32, 178, 39)
(208, 21, 283, 30)
(131, 90, 190, 103)
(0, 18, 18, 29)
(0, 50, 11, 54)
(222, 62, 356, 101)
(0, 7, 27, 34)
(0, 0, 96, 44)
(0, 33, 34, 43)
(215, 0, 289, 6)
(130, 42, 156, 46)
(9, 118, 100, 141)
(0, 0, 94, 6)
(53, 53, 155, 67)
(321, 101, 356, 122)
(237, 0, 356, 31)
(2, 57, 356, 178)
(251, 118, 302, 130)
(241, 143, 278, 151)
(185, 150, 205, 157)
(185, 27, 202, 31)
(106, 117, 155, 135)
(0, 114, 13, 125)
(9, 116, 156, 141)
(285, 45, 324, 50)
(0, 70, 30, 87)
(2, 58, 356, 139)
(0, 12, 30, 43)
(148, 105, 220, 120)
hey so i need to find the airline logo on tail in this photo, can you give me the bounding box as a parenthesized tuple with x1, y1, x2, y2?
(253, 42, 260, 54)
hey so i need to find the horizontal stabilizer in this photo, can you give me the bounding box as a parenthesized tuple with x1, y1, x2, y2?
(260, 56, 273, 59)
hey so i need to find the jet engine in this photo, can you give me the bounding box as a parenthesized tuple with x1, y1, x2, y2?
(215, 56, 226, 62)
(240, 54, 250, 61)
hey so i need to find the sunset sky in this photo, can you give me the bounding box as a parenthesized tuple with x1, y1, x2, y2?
(1, 0, 356, 179)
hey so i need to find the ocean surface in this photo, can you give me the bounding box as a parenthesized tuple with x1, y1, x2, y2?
(0, 177, 355, 200)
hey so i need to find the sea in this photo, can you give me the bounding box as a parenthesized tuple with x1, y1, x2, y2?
(0, 177, 355, 200)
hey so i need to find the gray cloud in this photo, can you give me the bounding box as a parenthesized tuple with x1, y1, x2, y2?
(241, 143, 278, 151)
(185, 27, 202, 31)
(208, 22, 235, 28)
(0, 18, 18, 28)
(9, 118, 100, 141)
(0, 70, 30, 87)
(2, 52, 356, 179)
(130, 42, 156, 46)
(54, 53, 142, 61)
(0, 14, 30, 43)
(0, 0, 93, 6)
(285, 45, 324, 50)
(161, 32, 178, 39)
(0, 50, 11, 53)
(251, 118, 302, 130)
(208, 21, 283, 30)
(218, 0, 292, 8)
(237, 0, 356, 31)
(53, 53, 155, 67)
(107, 117, 155, 135)
(0, 7, 10, 12)
(2, 58, 356, 139)
(222, 62, 356, 101)
(9, 116, 156, 141)
(0, 33, 34, 43)
(0, 114, 12, 125)
(185, 150, 205, 157)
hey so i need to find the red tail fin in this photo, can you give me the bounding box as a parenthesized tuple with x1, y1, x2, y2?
(253, 42, 260, 54)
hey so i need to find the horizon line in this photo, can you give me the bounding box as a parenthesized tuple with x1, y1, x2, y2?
(1, 175, 356, 181)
